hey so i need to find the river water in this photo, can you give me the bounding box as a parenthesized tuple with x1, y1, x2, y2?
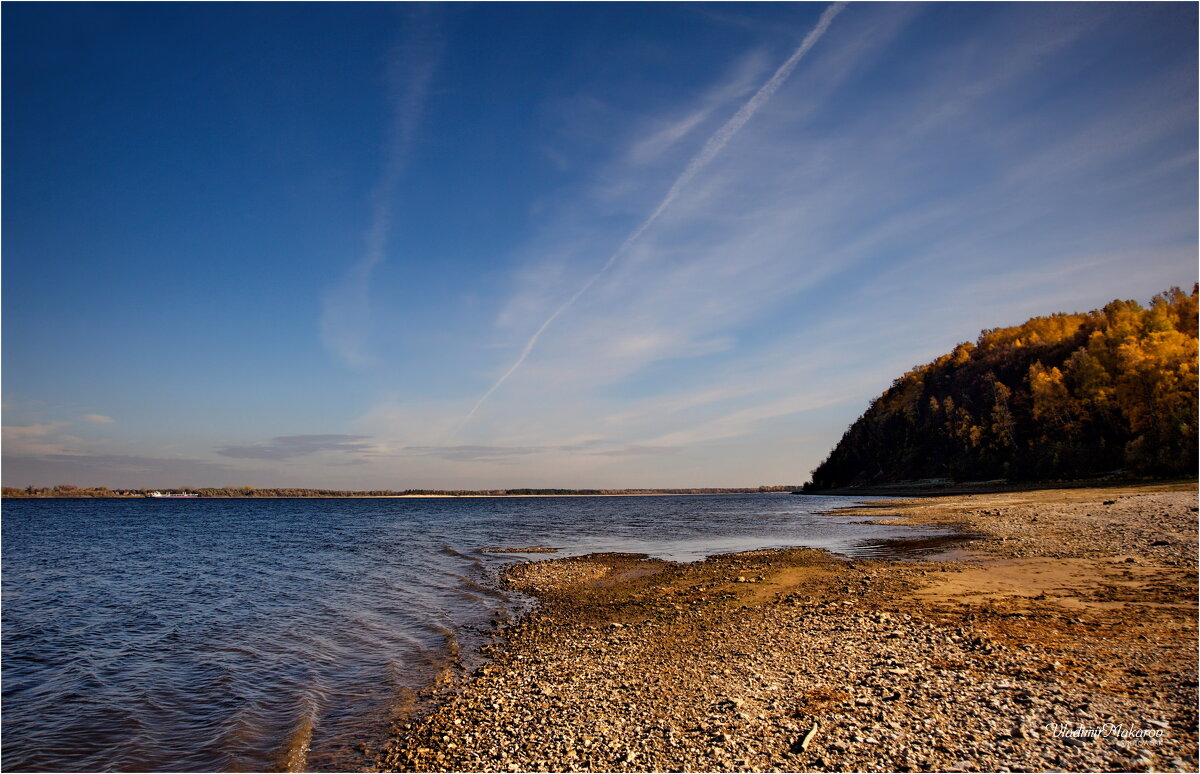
(2, 494, 955, 771)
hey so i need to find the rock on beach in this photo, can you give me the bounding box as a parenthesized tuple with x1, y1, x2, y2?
(372, 484, 1198, 773)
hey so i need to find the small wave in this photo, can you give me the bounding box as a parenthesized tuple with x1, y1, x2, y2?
(432, 625, 461, 661)
(439, 546, 483, 565)
(276, 713, 315, 773)
(4, 491, 945, 771)
(451, 574, 509, 600)
(389, 685, 418, 722)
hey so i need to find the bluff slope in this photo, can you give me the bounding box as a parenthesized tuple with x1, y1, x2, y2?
(807, 286, 1197, 489)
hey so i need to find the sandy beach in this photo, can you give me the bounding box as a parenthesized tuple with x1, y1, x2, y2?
(369, 483, 1198, 773)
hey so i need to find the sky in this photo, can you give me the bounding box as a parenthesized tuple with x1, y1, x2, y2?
(2, 2, 1196, 490)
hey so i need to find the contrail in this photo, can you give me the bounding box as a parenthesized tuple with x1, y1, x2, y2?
(466, 2, 845, 419)
(320, 9, 440, 366)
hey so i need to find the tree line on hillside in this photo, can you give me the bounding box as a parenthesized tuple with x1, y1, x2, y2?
(806, 286, 1198, 489)
(2, 485, 799, 498)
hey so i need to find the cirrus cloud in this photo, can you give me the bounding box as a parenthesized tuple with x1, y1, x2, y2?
(216, 435, 377, 461)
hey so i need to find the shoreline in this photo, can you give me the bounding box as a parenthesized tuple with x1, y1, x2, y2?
(373, 493, 792, 499)
(371, 483, 1198, 772)
(801, 477, 1199, 498)
(1, 492, 798, 500)
(8, 479, 1191, 499)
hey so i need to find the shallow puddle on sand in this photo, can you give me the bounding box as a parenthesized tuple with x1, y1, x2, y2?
(850, 532, 986, 561)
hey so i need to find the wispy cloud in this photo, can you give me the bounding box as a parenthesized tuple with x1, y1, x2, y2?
(403, 444, 542, 463)
(403, 441, 679, 463)
(1, 452, 235, 488)
(216, 434, 376, 461)
(2, 422, 82, 457)
(640, 390, 853, 449)
(9, 5, 1191, 491)
(465, 2, 846, 420)
(320, 8, 441, 367)
(409, 3, 1193, 488)
(625, 50, 769, 166)
(1, 418, 245, 487)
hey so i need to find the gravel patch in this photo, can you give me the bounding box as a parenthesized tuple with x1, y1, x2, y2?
(371, 484, 1198, 773)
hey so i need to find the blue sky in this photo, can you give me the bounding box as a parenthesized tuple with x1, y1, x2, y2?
(3, 2, 1196, 489)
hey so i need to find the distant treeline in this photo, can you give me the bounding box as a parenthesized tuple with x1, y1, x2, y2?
(3, 485, 142, 498)
(807, 285, 1198, 490)
(3, 485, 799, 498)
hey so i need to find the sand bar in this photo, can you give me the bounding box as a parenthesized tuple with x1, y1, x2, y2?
(372, 483, 1198, 773)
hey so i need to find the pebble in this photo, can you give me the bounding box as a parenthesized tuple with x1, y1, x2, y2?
(373, 489, 1198, 773)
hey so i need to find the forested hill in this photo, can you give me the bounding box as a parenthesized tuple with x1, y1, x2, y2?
(806, 286, 1198, 490)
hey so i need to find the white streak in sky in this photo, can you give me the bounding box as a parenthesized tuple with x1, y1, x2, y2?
(466, 2, 845, 419)
(321, 10, 440, 366)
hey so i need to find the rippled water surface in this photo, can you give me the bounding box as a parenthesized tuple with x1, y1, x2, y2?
(2, 494, 954, 772)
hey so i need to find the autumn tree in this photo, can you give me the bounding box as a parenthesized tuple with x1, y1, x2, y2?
(807, 285, 1199, 488)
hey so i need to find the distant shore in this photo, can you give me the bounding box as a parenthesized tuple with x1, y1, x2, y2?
(373, 483, 1198, 773)
(2, 487, 799, 499)
(9, 478, 1190, 500)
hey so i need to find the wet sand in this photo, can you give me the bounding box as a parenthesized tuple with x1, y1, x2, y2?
(371, 483, 1198, 773)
